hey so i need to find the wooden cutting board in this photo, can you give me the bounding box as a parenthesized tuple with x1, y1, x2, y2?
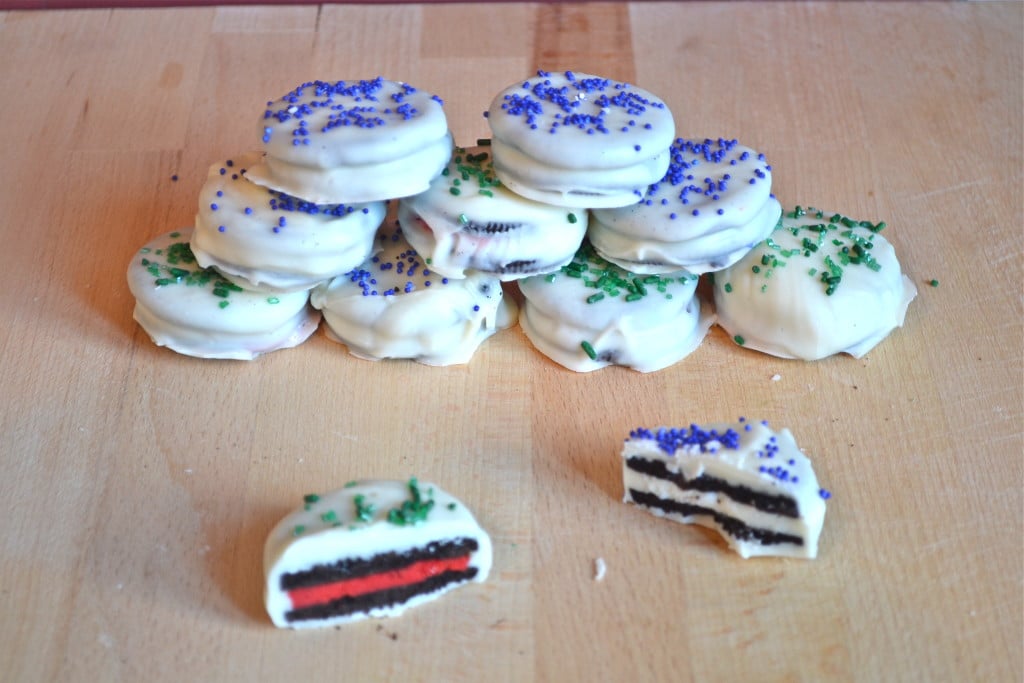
(0, 3, 1020, 681)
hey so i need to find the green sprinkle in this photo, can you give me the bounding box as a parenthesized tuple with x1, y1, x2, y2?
(586, 293, 605, 304)
(154, 277, 171, 286)
(929, 279, 939, 287)
(624, 292, 643, 302)
(266, 296, 280, 304)
(724, 283, 733, 293)
(458, 213, 469, 226)
(581, 340, 597, 360)
(218, 301, 229, 309)
(478, 189, 494, 197)
(354, 494, 375, 522)
(447, 502, 457, 511)
(292, 525, 306, 537)
(545, 273, 557, 282)
(386, 477, 435, 527)
(477, 138, 492, 146)
(343, 481, 358, 488)
(449, 187, 461, 196)
(169, 231, 181, 238)
(303, 493, 320, 504)
(320, 509, 338, 523)
(734, 335, 746, 346)
(567, 213, 578, 224)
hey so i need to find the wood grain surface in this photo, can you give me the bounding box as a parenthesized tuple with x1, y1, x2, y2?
(0, 3, 1021, 682)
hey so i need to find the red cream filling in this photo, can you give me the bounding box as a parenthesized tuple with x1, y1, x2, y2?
(287, 554, 472, 610)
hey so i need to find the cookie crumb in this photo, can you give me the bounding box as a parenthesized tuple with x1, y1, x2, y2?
(593, 557, 607, 581)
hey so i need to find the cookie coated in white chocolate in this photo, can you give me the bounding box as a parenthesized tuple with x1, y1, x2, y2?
(713, 206, 917, 360)
(191, 153, 386, 293)
(127, 229, 320, 360)
(311, 224, 517, 365)
(590, 138, 782, 274)
(246, 78, 453, 203)
(487, 70, 675, 208)
(264, 479, 492, 629)
(622, 420, 829, 559)
(518, 243, 712, 372)
(398, 145, 587, 280)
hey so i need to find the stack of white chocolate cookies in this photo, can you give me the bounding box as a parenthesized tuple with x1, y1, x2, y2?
(127, 71, 916, 367)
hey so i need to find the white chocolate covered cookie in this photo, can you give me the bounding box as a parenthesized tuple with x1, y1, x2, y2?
(246, 78, 453, 203)
(486, 70, 675, 208)
(398, 144, 587, 280)
(518, 242, 713, 372)
(127, 229, 320, 360)
(311, 224, 517, 365)
(622, 419, 830, 559)
(265, 478, 492, 629)
(713, 206, 917, 360)
(590, 137, 782, 274)
(191, 153, 386, 293)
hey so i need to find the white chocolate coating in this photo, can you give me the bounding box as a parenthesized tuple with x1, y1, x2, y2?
(247, 78, 453, 203)
(622, 420, 828, 559)
(264, 479, 492, 629)
(311, 224, 517, 365)
(713, 207, 917, 360)
(590, 138, 782, 274)
(191, 153, 386, 293)
(127, 229, 320, 360)
(398, 145, 587, 280)
(487, 71, 675, 208)
(517, 243, 712, 372)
